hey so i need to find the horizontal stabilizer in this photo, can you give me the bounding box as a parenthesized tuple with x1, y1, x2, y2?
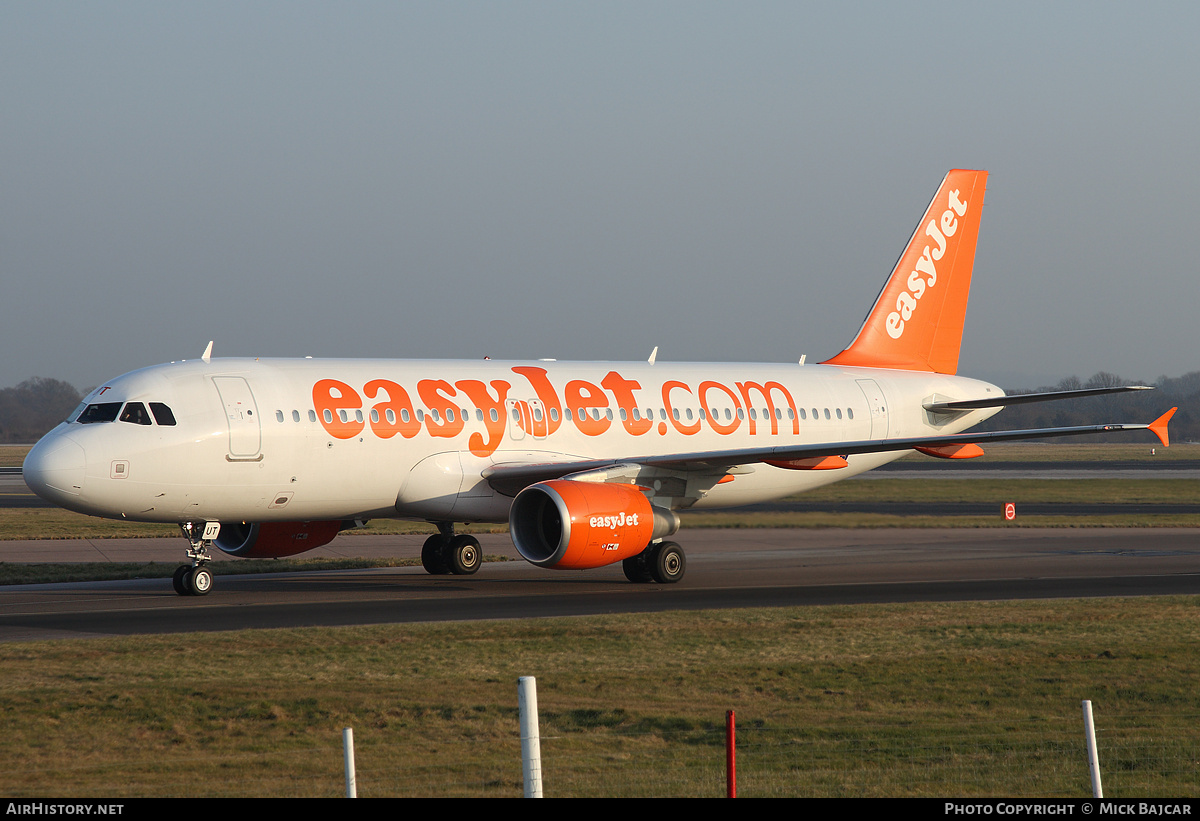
(924, 385, 1153, 413)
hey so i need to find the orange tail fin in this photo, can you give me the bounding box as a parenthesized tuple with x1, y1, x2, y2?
(824, 169, 988, 374)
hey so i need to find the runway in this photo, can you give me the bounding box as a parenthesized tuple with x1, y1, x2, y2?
(2, 528, 1198, 642)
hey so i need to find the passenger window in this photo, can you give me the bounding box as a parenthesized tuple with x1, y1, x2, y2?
(309, 410, 317, 423)
(77, 402, 122, 424)
(276, 410, 285, 423)
(150, 403, 177, 426)
(836, 408, 843, 419)
(490, 408, 498, 422)
(292, 410, 300, 423)
(119, 403, 152, 425)
(824, 408, 831, 420)
(847, 408, 854, 420)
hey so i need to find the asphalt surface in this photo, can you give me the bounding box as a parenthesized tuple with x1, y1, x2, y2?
(2, 528, 1198, 641)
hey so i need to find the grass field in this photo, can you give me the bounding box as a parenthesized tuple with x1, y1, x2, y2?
(2, 599, 1197, 797)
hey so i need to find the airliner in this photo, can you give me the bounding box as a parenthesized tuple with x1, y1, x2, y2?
(22, 170, 1175, 596)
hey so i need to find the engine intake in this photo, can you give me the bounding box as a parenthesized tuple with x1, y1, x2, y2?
(213, 520, 347, 558)
(509, 480, 679, 570)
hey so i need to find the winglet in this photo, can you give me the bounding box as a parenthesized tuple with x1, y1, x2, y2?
(201, 340, 213, 364)
(1149, 407, 1176, 448)
(824, 169, 988, 375)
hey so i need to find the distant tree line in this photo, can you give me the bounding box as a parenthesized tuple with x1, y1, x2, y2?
(1, 372, 1197, 445)
(0, 378, 83, 443)
(969, 372, 1197, 444)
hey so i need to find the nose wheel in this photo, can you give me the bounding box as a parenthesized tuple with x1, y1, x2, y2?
(172, 563, 213, 596)
(174, 521, 216, 596)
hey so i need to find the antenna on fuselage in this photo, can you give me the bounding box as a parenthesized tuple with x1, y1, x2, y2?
(201, 341, 213, 364)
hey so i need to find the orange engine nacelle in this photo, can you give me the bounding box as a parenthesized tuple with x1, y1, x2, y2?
(509, 479, 679, 570)
(213, 520, 346, 558)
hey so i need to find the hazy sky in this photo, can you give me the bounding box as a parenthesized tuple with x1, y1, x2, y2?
(3, 2, 1197, 391)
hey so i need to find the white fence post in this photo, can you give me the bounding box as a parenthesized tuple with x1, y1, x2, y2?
(519, 676, 543, 798)
(343, 726, 357, 798)
(1082, 700, 1103, 798)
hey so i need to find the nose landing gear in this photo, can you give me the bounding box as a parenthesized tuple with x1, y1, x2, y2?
(174, 521, 217, 596)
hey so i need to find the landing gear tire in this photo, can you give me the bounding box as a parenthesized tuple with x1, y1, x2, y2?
(648, 541, 686, 584)
(446, 534, 481, 575)
(177, 522, 216, 596)
(422, 534, 451, 575)
(622, 553, 654, 583)
(186, 566, 213, 596)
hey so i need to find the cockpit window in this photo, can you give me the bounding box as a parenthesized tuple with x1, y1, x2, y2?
(119, 402, 152, 425)
(77, 402, 123, 424)
(149, 402, 176, 426)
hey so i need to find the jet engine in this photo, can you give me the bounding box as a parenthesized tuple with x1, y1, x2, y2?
(509, 479, 679, 570)
(213, 520, 347, 558)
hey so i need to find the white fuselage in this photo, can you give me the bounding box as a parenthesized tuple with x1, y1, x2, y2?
(24, 357, 1002, 525)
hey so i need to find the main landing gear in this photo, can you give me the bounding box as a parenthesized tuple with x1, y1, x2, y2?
(421, 522, 482, 576)
(622, 540, 686, 584)
(174, 521, 216, 596)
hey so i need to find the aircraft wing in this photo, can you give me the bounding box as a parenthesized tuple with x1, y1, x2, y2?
(482, 408, 1176, 497)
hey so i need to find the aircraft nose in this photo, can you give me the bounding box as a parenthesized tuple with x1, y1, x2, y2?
(23, 434, 86, 502)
